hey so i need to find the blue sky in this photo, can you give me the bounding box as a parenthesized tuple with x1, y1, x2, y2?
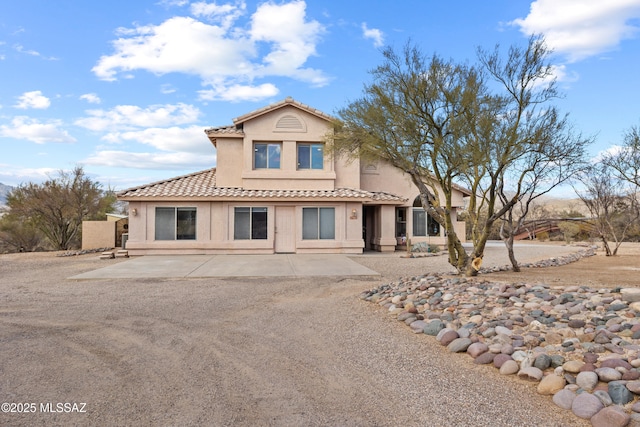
(1, 0, 640, 195)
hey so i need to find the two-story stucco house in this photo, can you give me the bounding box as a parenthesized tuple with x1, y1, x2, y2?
(117, 97, 469, 255)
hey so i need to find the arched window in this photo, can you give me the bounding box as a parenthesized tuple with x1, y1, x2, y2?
(412, 196, 440, 236)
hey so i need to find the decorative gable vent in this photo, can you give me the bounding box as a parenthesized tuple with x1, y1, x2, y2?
(274, 114, 307, 132)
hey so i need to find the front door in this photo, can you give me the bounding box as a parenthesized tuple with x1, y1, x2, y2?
(275, 206, 296, 253)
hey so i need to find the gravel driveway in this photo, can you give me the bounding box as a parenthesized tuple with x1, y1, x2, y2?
(0, 244, 588, 426)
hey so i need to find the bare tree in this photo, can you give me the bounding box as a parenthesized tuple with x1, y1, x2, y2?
(602, 124, 640, 188)
(6, 167, 113, 250)
(469, 37, 591, 272)
(574, 164, 639, 255)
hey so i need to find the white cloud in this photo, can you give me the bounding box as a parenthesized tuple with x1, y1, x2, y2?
(512, 0, 640, 62)
(191, 1, 246, 29)
(249, 1, 326, 83)
(15, 90, 51, 109)
(361, 23, 384, 48)
(0, 116, 76, 144)
(93, 16, 254, 81)
(75, 102, 201, 131)
(198, 82, 278, 101)
(14, 44, 41, 57)
(13, 44, 58, 60)
(83, 150, 216, 169)
(92, 0, 327, 101)
(80, 93, 101, 104)
(0, 165, 60, 186)
(101, 125, 211, 154)
(158, 0, 189, 7)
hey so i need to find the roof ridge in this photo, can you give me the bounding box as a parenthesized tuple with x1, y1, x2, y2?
(232, 97, 334, 124)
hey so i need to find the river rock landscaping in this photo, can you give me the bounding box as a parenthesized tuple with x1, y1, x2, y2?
(360, 247, 640, 427)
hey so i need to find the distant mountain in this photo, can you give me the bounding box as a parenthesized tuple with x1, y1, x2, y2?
(0, 183, 14, 206)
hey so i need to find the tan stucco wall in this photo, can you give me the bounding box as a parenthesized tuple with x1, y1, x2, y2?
(216, 106, 359, 190)
(360, 159, 467, 247)
(82, 221, 115, 250)
(124, 200, 364, 255)
(214, 137, 243, 187)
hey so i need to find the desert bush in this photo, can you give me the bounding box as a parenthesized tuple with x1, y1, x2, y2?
(537, 231, 549, 241)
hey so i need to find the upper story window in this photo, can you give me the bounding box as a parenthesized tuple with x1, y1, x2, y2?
(297, 143, 324, 170)
(254, 142, 281, 169)
(155, 207, 196, 240)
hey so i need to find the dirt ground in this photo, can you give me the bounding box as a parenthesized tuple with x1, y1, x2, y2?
(2, 243, 633, 427)
(481, 242, 640, 288)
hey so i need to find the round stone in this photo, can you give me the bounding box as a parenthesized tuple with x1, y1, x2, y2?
(626, 380, 640, 394)
(438, 330, 459, 346)
(623, 370, 640, 380)
(469, 314, 483, 324)
(563, 360, 584, 373)
(576, 371, 599, 392)
(590, 405, 631, 427)
(571, 392, 604, 419)
(596, 367, 623, 382)
(601, 358, 633, 370)
(609, 380, 634, 405)
(409, 320, 428, 333)
(511, 350, 529, 362)
(495, 325, 512, 336)
(499, 360, 520, 375)
(533, 354, 552, 370)
(593, 390, 613, 407)
(493, 353, 513, 369)
(568, 319, 586, 328)
(423, 319, 446, 336)
(467, 342, 489, 358)
(552, 389, 576, 410)
(621, 288, 640, 303)
(447, 337, 472, 353)
(471, 352, 494, 365)
(579, 363, 597, 372)
(518, 366, 543, 382)
(583, 352, 599, 364)
(537, 373, 566, 395)
(550, 355, 565, 368)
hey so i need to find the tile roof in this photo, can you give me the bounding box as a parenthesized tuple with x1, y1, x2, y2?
(118, 169, 406, 203)
(117, 168, 407, 203)
(233, 97, 335, 124)
(204, 124, 243, 137)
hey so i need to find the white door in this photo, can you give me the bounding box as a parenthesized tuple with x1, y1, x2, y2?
(275, 206, 296, 253)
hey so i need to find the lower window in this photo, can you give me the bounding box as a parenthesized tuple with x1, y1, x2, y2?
(302, 207, 335, 239)
(413, 209, 440, 237)
(155, 207, 196, 240)
(234, 207, 268, 240)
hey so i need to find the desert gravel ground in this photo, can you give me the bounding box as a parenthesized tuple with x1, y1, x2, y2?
(0, 243, 597, 426)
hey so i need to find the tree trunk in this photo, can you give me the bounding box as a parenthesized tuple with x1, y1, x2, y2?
(505, 234, 520, 272)
(600, 235, 612, 256)
(408, 172, 469, 274)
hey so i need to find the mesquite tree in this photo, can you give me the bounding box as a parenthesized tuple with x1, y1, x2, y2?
(332, 36, 589, 276)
